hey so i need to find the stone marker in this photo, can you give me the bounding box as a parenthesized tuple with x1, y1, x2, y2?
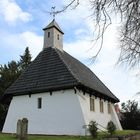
(21, 118, 28, 140)
(16, 119, 22, 138)
(16, 118, 28, 140)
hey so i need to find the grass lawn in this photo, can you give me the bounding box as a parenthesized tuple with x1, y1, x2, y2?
(0, 130, 140, 140)
(0, 133, 92, 140)
(114, 130, 140, 136)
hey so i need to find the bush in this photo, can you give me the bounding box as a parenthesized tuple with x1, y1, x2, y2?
(89, 121, 98, 137)
(107, 121, 116, 135)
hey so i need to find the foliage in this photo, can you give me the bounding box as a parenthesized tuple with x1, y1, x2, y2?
(121, 100, 140, 130)
(0, 61, 20, 93)
(0, 134, 92, 140)
(20, 47, 31, 71)
(107, 121, 116, 135)
(0, 105, 7, 131)
(0, 47, 32, 131)
(114, 130, 140, 136)
(0, 60, 20, 130)
(89, 121, 98, 137)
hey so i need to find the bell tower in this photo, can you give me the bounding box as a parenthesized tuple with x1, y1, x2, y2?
(43, 19, 64, 51)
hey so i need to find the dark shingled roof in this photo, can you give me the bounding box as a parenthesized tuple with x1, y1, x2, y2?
(4, 47, 119, 103)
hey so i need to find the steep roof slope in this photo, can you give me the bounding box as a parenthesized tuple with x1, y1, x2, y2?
(4, 47, 119, 102)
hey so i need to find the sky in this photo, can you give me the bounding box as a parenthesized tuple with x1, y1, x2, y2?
(0, 0, 140, 105)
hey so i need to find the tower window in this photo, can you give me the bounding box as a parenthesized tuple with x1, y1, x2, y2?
(57, 34, 59, 40)
(38, 98, 42, 109)
(48, 32, 50, 38)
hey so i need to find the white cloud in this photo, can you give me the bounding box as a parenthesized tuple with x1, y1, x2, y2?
(57, 0, 91, 29)
(20, 31, 43, 58)
(0, 0, 32, 23)
(0, 30, 43, 61)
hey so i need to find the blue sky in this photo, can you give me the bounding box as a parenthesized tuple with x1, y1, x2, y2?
(0, 0, 140, 104)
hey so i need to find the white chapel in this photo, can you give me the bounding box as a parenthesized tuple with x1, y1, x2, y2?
(2, 19, 122, 135)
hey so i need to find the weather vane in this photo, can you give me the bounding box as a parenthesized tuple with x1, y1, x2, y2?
(50, 6, 58, 19)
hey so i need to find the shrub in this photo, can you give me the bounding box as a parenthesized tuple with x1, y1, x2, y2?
(107, 121, 116, 135)
(89, 121, 98, 137)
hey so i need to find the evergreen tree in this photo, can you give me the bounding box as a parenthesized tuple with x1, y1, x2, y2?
(0, 61, 20, 95)
(0, 61, 20, 130)
(20, 47, 32, 71)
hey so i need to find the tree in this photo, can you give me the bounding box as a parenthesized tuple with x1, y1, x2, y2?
(121, 100, 140, 130)
(0, 61, 20, 95)
(51, 0, 140, 67)
(20, 47, 32, 71)
(0, 60, 20, 130)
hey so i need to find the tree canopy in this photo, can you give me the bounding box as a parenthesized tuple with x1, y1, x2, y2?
(121, 100, 140, 130)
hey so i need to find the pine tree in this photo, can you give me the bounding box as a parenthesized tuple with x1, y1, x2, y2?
(0, 61, 20, 130)
(20, 47, 32, 71)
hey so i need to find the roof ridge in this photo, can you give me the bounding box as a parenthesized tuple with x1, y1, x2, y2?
(55, 49, 81, 85)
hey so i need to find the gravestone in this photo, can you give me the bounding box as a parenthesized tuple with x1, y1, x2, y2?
(16, 119, 22, 138)
(21, 118, 28, 140)
(16, 118, 28, 140)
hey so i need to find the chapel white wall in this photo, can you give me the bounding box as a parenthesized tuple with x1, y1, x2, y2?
(3, 90, 85, 135)
(3, 89, 122, 135)
(77, 91, 122, 131)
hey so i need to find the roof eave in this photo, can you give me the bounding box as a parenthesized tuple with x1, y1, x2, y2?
(4, 84, 79, 97)
(43, 26, 64, 34)
(76, 84, 120, 103)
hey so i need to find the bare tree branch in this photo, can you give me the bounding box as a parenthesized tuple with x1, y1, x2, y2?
(43, 0, 79, 16)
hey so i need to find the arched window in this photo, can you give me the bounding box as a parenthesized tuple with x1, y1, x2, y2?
(100, 100, 104, 113)
(108, 102, 111, 114)
(90, 97, 95, 111)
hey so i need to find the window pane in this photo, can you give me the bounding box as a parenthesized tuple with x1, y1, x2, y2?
(48, 32, 50, 38)
(90, 97, 95, 111)
(38, 98, 42, 109)
(108, 103, 111, 114)
(100, 100, 104, 113)
(57, 34, 59, 40)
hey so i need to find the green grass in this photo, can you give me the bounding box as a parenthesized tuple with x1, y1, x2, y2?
(29, 135, 92, 140)
(114, 130, 140, 136)
(0, 133, 92, 140)
(0, 130, 140, 140)
(0, 133, 16, 140)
